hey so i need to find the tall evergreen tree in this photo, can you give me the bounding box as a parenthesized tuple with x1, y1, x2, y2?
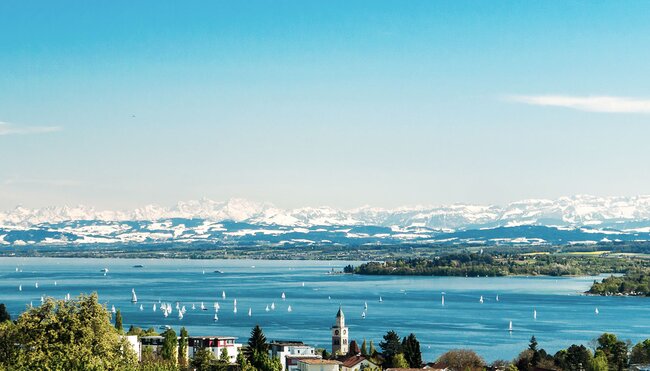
(248, 325, 269, 356)
(114, 309, 123, 332)
(220, 347, 230, 363)
(379, 330, 402, 364)
(529, 336, 540, 367)
(361, 339, 368, 356)
(179, 327, 189, 367)
(402, 333, 422, 368)
(161, 328, 178, 363)
(369, 340, 376, 355)
(0, 304, 10, 323)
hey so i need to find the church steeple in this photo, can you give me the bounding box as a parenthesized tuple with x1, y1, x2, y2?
(332, 306, 349, 355)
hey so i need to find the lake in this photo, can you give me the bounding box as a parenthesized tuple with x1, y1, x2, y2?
(1, 257, 649, 362)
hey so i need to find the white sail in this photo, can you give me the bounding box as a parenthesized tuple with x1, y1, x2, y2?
(362, 311, 366, 319)
(131, 289, 137, 303)
(214, 313, 218, 321)
(41, 296, 44, 303)
(248, 308, 252, 317)
(281, 292, 286, 300)
(595, 308, 599, 315)
(233, 299, 237, 307)
(111, 305, 116, 314)
(442, 295, 445, 306)
(35, 282, 38, 288)
(301, 282, 305, 287)
(233, 306, 238, 314)
(140, 304, 144, 311)
(201, 302, 206, 310)
(164, 310, 169, 318)
(153, 304, 157, 312)
(18, 284, 22, 291)
(379, 296, 383, 302)
(508, 321, 513, 331)
(271, 302, 276, 310)
(178, 311, 183, 320)
(496, 295, 499, 302)
(54, 281, 57, 286)
(533, 309, 537, 320)
(287, 305, 292, 312)
(222, 291, 226, 299)
(265, 305, 270, 312)
(364, 301, 368, 310)
(192, 303, 196, 310)
(215, 302, 220, 310)
(479, 296, 484, 304)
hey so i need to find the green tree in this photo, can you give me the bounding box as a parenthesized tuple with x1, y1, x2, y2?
(379, 330, 402, 365)
(178, 327, 189, 367)
(361, 339, 368, 356)
(220, 347, 230, 363)
(0, 304, 10, 323)
(115, 309, 123, 333)
(597, 333, 628, 371)
(161, 328, 178, 364)
(631, 339, 650, 364)
(402, 333, 422, 368)
(392, 353, 410, 368)
(555, 345, 593, 371)
(248, 325, 269, 359)
(529, 336, 541, 367)
(369, 340, 376, 355)
(192, 348, 217, 371)
(591, 350, 609, 371)
(237, 351, 256, 371)
(0, 293, 136, 370)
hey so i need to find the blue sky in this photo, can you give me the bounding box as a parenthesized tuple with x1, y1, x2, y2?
(1, 1, 650, 210)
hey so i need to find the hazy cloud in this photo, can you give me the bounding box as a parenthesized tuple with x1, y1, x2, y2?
(507, 95, 650, 113)
(0, 121, 62, 136)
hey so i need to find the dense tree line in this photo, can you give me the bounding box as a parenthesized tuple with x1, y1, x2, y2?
(355, 253, 650, 277)
(589, 271, 650, 296)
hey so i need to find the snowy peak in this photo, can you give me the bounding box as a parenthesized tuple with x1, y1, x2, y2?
(3, 195, 650, 230)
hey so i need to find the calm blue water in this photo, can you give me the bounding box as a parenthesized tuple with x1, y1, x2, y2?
(1, 257, 649, 362)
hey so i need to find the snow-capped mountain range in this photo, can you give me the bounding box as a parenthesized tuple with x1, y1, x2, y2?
(3, 195, 650, 247)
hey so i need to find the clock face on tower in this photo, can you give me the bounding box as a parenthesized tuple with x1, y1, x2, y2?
(343, 330, 347, 335)
(335, 330, 339, 335)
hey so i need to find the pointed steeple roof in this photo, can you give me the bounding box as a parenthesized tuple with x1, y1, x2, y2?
(337, 305, 344, 318)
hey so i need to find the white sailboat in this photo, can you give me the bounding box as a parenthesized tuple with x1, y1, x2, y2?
(362, 311, 366, 319)
(153, 304, 157, 312)
(131, 289, 137, 303)
(18, 284, 22, 291)
(496, 295, 499, 302)
(40, 296, 44, 303)
(301, 282, 305, 287)
(508, 320, 513, 332)
(595, 308, 599, 315)
(200, 302, 206, 311)
(111, 305, 116, 314)
(281, 292, 286, 300)
(35, 282, 38, 288)
(178, 311, 183, 320)
(271, 302, 276, 310)
(140, 304, 144, 311)
(364, 301, 368, 310)
(192, 303, 196, 310)
(54, 281, 57, 286)
(479, 296, 484, 304)
(265, 305, 270, 312)
(66, 293, 71, 301)
(215, 302, 220, 310)
(287, 305, 292, 312)
(214, 313, 218, 321)
(328, 296, 331, 300)
(441, 295, 445, 306)
(379, 296, 383, 302)
(233, 306, 238, 314)
(248, 308, 252, 317)
(222, 291, 226, 299)
(163, 310, 169, 318)
(533, 309, 537, 320)
(233, 299, 237, 307)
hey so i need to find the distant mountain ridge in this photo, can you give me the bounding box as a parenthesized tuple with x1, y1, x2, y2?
(3, 195, 650, 229)
(3, 195, 650, 247)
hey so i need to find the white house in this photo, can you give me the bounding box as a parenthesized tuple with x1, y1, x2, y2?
(297, 358, 341, 371)
(188, 336, 242, 364)
(270, 340, 320, 371)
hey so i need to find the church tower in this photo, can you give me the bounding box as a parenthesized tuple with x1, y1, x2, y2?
(332, 306, 349, 355)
